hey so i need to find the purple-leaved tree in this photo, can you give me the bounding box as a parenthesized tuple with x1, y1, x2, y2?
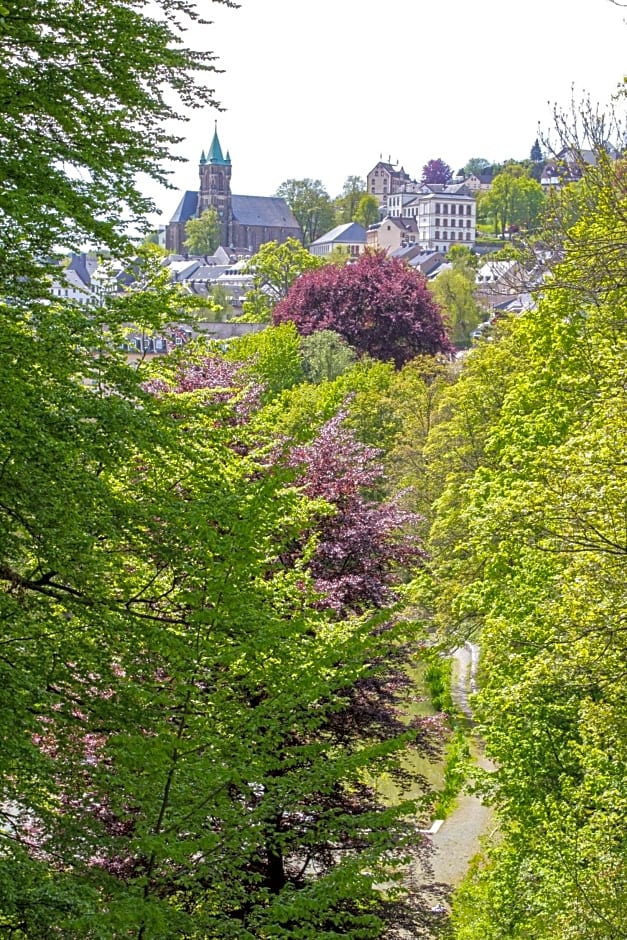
(421, 158, 454, 185)
(273, 251, 453, 368)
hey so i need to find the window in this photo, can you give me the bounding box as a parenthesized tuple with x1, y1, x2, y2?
(466, 219, 471, 228)
(443, 204, 448, 214)
(435, 231, 440, 240)
(435, 203, 440, 213)
(466, 204, 471, 215)
(466, 232, 471, 241)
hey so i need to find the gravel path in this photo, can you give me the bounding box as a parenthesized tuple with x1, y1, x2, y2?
(405, 644, 497, 934)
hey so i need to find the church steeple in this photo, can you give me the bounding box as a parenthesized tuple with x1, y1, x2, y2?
(198, 121, 232, 246)
(207, 122, 230, 166)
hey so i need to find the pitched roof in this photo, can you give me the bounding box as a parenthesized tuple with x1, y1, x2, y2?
(421, 182, 473, 197)
(231, 195, 300, 229)
(309, 222, 367, 246)
(207, 124, 231, 166)
(170, 190, 199, 223)
(168, 192, 301, 233)
(66, 252, 97, 288)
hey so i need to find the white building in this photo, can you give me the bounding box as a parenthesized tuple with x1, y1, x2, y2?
(309, 222, 367, 258)
(372, 183, 476, 254)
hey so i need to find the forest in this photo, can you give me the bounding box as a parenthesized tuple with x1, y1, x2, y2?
(0, 0, 625, 937)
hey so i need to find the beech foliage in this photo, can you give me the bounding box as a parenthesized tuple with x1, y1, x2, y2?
(425, 147, 627, 939)
(0, 1, 444, 935)
(273, 251, 453, 368)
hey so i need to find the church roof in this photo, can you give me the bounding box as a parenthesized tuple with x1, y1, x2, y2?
(207, 124, 231, 166)
(231, 195, 300, 230)
(170, 190, 199, 223)
(168, 191, 300, 233)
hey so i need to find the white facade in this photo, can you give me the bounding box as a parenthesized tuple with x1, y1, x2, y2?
(416, 191, 476, 252)
(375, 186, 476, 253)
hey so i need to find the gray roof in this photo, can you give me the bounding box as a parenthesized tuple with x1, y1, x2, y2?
(169, 192, 300, 232)
(421, 182, 473, 197)
(310, 222, 367, 246)
(170, 190, 199, 223)
(67, 252, 97, 288)
(231, 195, 300, 229)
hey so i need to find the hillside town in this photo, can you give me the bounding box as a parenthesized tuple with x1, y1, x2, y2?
(52, 122, 577, 352)
(3, 0, 626, 935)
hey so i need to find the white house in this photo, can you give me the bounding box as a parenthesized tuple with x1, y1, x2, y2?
(309, 222, 367, 257)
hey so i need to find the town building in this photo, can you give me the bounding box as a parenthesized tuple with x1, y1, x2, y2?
(51, 252, 98, 305)
(366, 160, 420, 211)
(413, 183, 476, 252)
(368, 183, 476, 254)
(309, 222, 367, 257)
(165, 125, 302, 254)
(366, 216, 419, 254)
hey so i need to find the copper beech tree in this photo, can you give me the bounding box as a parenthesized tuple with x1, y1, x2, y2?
(273, 251, 453, 368)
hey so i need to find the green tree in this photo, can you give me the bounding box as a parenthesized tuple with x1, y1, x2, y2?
(300, 329, 358, 383)
(183, 207, 221, 256)
(205, 282, 233, 320)
(447, 243, 479, 273)
(354, 193, 381, 229)
(512, 176, 545, 231)
(426, 148, 627, 938)
(463, 157, 491, 177)
(0, 0, 231, 278)
(478, 163, 526, 235)
(276, 178, 335, 245)
(226, 322, 305, 397)
(530, 138, 543, 162)
(430, 267, 483, 347)
(240, 237, 323, 322)
(334, 175, 366, 223)
(479, 163, 544, 235)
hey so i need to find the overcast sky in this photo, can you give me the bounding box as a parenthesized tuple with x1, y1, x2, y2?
(146, 0, 626, 225)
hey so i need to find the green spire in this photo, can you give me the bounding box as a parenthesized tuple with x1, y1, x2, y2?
(207, 121, 229, 166)
(199, 149, 206, 165)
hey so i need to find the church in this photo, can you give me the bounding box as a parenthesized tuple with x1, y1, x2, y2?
(165, 125, 302, 254)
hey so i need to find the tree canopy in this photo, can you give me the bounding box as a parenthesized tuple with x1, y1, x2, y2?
(273, 251, 454, 367)
(0, 0, 233, 268)
(478, 163, 545, 235)
(422, 158, 454, 184)
(425, 135, 627, 939)
(333, 175, 367, 223)
(240, 238, 324, 322)
(183, 207, 221, 255)
(275, 178, 335, 245)
(463, 157, 491, 177)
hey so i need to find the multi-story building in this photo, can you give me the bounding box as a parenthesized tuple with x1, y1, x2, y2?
(371, 183, 476, 254)
(413, 183, 476, 252)
(366, 160, 419, 212)
(166, 125, 302, 254)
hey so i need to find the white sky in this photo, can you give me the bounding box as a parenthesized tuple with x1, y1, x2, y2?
(146, 0, 627, 225)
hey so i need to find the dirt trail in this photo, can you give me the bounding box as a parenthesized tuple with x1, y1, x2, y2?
(408, 644, 497, 931)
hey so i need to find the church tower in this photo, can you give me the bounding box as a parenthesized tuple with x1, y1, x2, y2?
(198, 123, 232, 244)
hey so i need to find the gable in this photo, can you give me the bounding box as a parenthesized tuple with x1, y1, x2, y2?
(169, 190, 199, 224)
